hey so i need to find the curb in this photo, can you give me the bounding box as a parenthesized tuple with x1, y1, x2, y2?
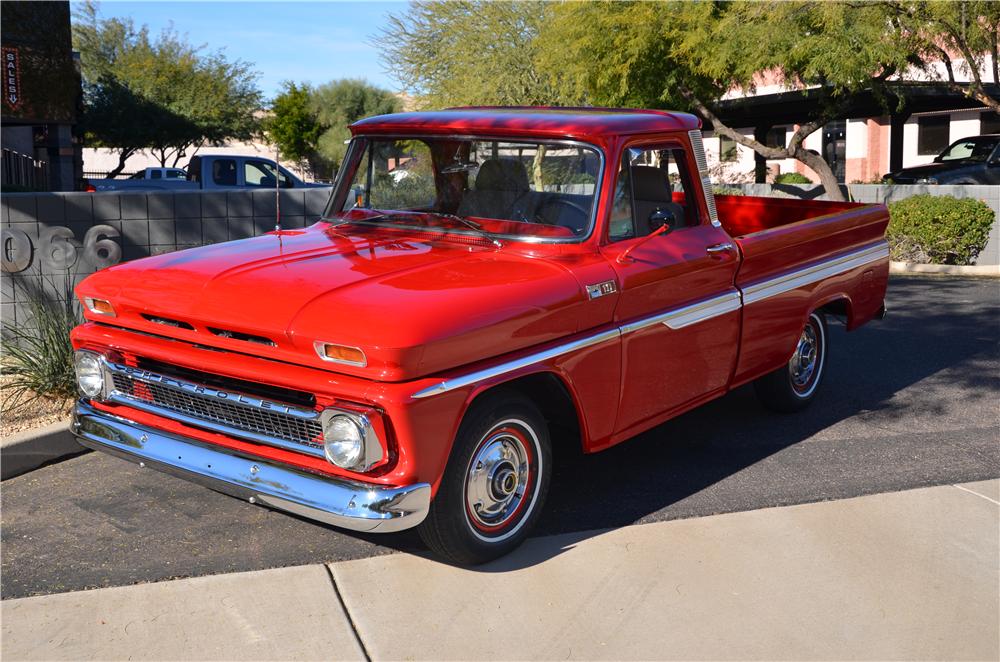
(1, 418, 86, 480)
(890, 261, 1000, 277)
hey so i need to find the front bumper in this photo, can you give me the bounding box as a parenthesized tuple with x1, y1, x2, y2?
(72, 400, 430, 533)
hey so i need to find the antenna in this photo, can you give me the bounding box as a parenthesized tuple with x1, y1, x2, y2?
(274, 145, 281, 232)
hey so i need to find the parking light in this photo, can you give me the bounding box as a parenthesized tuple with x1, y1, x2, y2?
(314, 342, 366, 367)
(84, 297, 116, 316)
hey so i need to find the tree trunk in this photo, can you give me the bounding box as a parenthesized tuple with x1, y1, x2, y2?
(532, 145, 547, 190)
(795, 149, 844, 201)
(679, 87, 846, 201)
(106, 149, 135, 178)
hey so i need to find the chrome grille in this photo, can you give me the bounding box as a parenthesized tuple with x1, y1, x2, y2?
(108, 367, 324, 456)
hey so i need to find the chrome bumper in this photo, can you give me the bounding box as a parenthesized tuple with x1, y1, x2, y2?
(72, 400, 430, 533)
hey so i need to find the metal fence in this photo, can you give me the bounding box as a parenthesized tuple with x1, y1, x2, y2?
(2, 149, 49, 191)
(82, 170, 141, 180)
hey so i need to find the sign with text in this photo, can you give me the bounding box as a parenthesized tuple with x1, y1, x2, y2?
(3, 47, 22, 111)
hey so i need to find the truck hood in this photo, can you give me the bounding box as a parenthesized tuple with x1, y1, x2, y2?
(78, 223, 599, 381)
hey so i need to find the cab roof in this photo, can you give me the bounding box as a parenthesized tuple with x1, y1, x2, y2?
(350, 107, 701, 142)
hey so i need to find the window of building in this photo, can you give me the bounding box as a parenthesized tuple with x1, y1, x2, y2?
(917, 115, 951, 156)
(981, 111, 1000, 135)
(765, 127, 787, 149)
(719, 135, 738, 162)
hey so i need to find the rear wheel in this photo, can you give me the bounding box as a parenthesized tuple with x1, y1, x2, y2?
(418, 390, 551, 565)
(753, 311, 827, 412)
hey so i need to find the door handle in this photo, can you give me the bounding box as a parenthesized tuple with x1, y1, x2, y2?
(706, 242, 734, 256)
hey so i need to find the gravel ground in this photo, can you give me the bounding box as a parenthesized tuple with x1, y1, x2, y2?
(0, 377, 72, 438)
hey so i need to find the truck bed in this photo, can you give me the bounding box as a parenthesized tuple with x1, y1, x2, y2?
(713, 194, 890, 386)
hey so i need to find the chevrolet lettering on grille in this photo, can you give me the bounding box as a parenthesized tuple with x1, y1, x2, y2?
(117, 365, 297, 414)
(105, 361, 326, 457)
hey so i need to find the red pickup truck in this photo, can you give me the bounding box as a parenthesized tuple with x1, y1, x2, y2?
(71, 108, 889, 564)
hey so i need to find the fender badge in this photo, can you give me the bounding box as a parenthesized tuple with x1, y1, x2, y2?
(586, 280, 617, 300)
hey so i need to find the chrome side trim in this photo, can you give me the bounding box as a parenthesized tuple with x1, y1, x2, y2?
(411, 328, 621, 399)
(412, 291, 739, 399)
(619, 291, 742, 334)
(73, 401, 430, 533)
(742, 242, 888, 305)
(410, 241, 888, 400)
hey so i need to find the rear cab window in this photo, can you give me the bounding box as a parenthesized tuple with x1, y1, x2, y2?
(212, 159, 237, 186)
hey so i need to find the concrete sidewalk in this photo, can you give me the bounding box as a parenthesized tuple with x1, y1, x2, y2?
(3, 480, 997, 661)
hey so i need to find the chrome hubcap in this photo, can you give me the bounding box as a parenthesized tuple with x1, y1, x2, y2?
(790, 323, 819, 390)
(466, 429, 530, 529)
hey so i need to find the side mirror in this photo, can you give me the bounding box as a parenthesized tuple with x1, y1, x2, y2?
(648, 207, 677, 231)
(616, 222, 673, 264)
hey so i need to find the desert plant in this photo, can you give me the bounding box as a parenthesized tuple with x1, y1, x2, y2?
(886, 195, 995, 265)
(774, 172, 813, 184)
(1, 277, 81, 410)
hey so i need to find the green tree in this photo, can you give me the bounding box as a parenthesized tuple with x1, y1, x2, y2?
(375, 1, 563, 108)
(539, 1, 920, 200)
(309, 79, 401, 174)
(377, 1, 999, 201)
(265, 81, 323, 173)
(73, 1, 262, 175)
(890, 1, 1000, 112)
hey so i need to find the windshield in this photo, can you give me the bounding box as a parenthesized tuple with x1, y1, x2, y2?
(937, 136, 999, 162)
(327, 136, 602, 241)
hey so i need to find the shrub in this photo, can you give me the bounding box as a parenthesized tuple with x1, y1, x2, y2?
(886, 195, 995, 265)
(712, 186, 745, 196)
(1, 278, 80, 410)
(774, 172, 813, 184)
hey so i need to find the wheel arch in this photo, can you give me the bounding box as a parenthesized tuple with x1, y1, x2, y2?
(463, 370, 585, 458)
(817, 293, 854, 327)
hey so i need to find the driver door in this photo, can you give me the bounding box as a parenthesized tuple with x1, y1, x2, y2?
(600, 141, 741, 438)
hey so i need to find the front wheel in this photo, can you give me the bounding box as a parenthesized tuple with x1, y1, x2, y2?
(418, 390, 552, 565)
(753, 311, 827, 412)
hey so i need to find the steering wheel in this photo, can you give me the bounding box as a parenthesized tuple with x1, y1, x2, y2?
(533, 197, 590, 231)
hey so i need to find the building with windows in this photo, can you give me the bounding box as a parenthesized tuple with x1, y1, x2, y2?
(0, 0, 81, 191)
(702, 64, 999, 184)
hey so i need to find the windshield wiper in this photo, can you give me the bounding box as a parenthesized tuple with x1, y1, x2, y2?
(430, 212, 503, 248)
(331, 209, 503, 248)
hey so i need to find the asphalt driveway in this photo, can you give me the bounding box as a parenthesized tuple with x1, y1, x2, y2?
(2, 275, 998, 598)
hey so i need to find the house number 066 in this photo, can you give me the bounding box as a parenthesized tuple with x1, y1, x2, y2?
(1, 225, 122, 273)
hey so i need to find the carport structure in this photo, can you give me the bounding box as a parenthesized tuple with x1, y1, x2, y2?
(711, 82, 1000, 182)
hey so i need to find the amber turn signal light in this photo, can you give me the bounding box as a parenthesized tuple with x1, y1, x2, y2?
(314, 341, 366, 367)
(84, 297, 116, 317)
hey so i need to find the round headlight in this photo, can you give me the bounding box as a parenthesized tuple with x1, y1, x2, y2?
(74, 351, 105, 398)
(323, 414, 364, 468)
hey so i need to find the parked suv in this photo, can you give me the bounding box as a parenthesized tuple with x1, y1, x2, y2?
(883, 135, 1000, 184)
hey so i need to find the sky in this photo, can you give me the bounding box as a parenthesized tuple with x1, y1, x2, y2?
(80, 1, 408, 100)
